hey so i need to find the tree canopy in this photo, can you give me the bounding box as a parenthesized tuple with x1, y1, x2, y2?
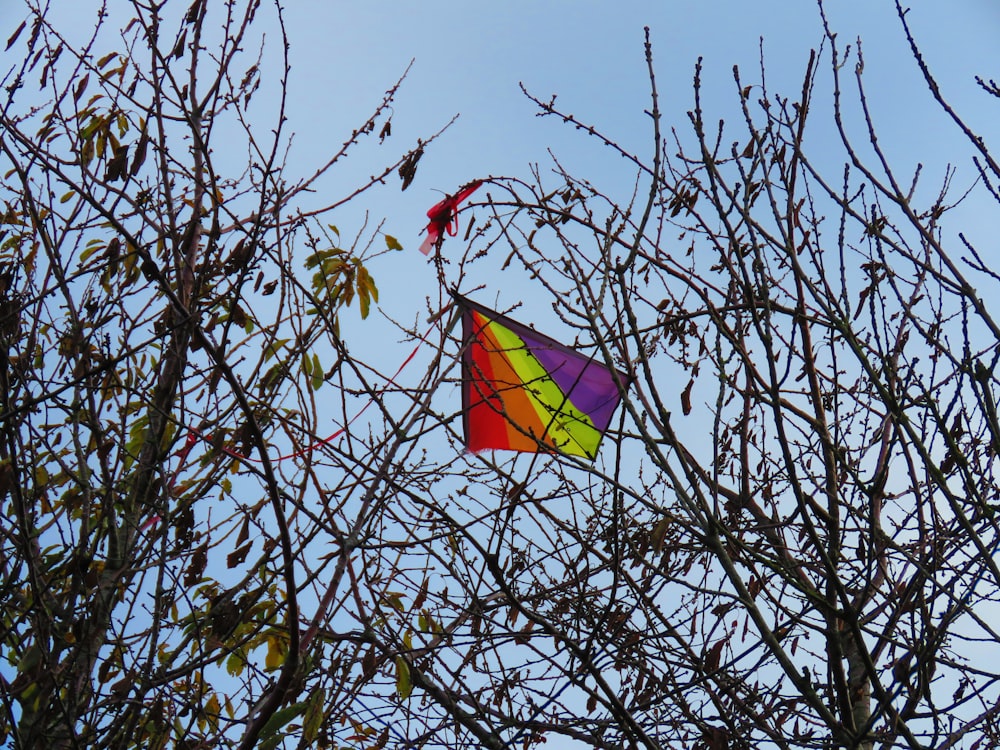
(3, 2, 1000, 749)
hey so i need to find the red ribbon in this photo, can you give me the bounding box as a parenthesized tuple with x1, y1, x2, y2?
(418, 180, 483, 255)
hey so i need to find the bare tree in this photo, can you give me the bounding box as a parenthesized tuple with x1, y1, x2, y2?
(5, 1, 1000, 750)
(0, 1, 442, 748)
(350, 8, 1000, 750)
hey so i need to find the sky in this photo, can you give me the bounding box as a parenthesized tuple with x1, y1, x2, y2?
(4, 0, 997, 470)
(268, 0, 1000, 331)
(3, 0, 996, 342)
(2, 2, 1000, 744)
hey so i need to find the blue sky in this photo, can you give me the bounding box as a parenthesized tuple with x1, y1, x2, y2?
(261, 1, 1000, 328)
(2, 0, 997, 431)
(2, 4, 999, 742)
(4, 1, 995, 323)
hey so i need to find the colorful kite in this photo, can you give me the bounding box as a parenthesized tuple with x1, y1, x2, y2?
(419, 180, 483, 255)
(458, 296, 629, 459)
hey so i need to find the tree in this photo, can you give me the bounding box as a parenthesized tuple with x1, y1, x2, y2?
(409, 9, 1000, 750)
(0, 2, 437, 748)
(4, 1, 1000, 750)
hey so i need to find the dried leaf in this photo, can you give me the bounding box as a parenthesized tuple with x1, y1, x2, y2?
(227, 541, 252, 568)
(130, 129, 149, 176)
(704, 639, 725, 672)
(681, 377, 694, 416)
(398, 146, 423, 190)
(184, 543, 208, 586)
(6, 21, 26, 51)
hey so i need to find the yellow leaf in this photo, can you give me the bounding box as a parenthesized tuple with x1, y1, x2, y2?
(384, 234, 403, 251)
(265, 634, 286, 671)
(204, 693, 221, 730)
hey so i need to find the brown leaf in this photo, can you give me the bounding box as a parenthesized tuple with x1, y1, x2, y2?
(184, 542, 208, 586)
(73, 73, 89, 104)
(681, 377, 694, 416)
(6, 21, 26, 51)
(227, 541, 252, 569)
(105, 144, 129, 182)
(704, 726, 730, 750)
(172, 29, 187, 59)
(413, 578, 429, 610)
(130, 129, 149, 176)
(229, 302, 247, 328)
(185, 0, 205, 24)
(362, 647, 377, 679)
(398, 146, 423, 190)
(0, 460, 13, 498)
(236, 516, 250, 548)
(650, 516, 670, 553)
(704, 639, 725, 672)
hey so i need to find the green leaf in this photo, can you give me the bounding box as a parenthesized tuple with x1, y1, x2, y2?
(356, 264, 378, 319)
(383, 591, 405, 612)
(311, 353, 323, 391)
(302, 687, 327, 744)
(264, 338, 289, 363)
(258, 702, 307, 749)
(384, 234, 403, 251)
(225, 652, 245, 677)
(395, 656, 412, 700)
(359, 287, 370, 319)
(80, 116, 102, 140)
(203, 693, 221, 731)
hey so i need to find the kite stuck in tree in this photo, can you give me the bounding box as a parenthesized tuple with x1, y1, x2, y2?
(457, 295, 630, 459)
(419, 180, 483, 255)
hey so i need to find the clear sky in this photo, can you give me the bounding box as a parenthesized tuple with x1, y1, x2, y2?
(2, 4, 998, 742)
(265, 1, 1000, 329)
(3, 1, 995, 315)
(2, 0, 998, 397)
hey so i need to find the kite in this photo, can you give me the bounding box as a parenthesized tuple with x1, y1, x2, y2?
(458, 296, 629, 459)
(419, 180, 483, 255)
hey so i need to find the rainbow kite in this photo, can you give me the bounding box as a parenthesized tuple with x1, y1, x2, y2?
(458, 297, 629, 459)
